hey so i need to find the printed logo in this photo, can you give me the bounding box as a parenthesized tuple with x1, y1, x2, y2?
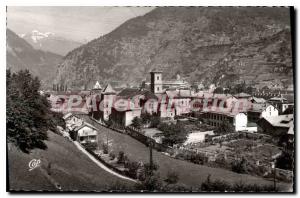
(28, 159, 41, 171)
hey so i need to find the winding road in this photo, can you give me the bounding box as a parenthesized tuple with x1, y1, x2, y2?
(73, 141, 138, 183)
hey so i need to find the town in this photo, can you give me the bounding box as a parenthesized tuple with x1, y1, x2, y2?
(47, 69, 294, 190)
(6, 6, 294, 193)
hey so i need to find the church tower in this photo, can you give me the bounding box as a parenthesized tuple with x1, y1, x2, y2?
(150, 70, 163, 94)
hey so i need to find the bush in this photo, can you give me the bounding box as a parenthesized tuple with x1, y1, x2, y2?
(84, 142, 98, 151)
(109, 152, 116, 160)
(160, 122, 188, 146)
(231, 157, 247, 174)
(201, 175, 277, 192)
(117, 151, 125, 164)
(125, 161, 140, 179)
(150, 116, 161, 128)
(102, 143, 108, 154)
(131, 116, 143, 129)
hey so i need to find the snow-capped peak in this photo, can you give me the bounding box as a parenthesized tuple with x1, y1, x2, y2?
(31, 30, 55, 43)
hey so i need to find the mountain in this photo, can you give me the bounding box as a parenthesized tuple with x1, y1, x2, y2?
(7, 29, 62, 88)
(55, 7, 293, 90)
(20, 30, 83, 56)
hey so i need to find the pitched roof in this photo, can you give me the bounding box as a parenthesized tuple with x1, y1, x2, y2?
(102, 84, 116, 94)
(263, 114, 293, 128)
(248, 104, 276, 113)
(268, 97, 288, 102)
(63, 112, 73, 120)
(118, 88, 158, 100)
(249, 97, 266, 103)
(93, 81, 102, 89)
(234, 92, 251, 98)
(74, 122, 98, 132)
(202, 107, 246, 117)
(165, 89, 192, 98)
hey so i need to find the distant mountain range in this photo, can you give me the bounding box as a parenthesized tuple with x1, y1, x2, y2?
(55, 7, 293, 90)
(19, 30, 82, 56)
(7, 29, 62, 88)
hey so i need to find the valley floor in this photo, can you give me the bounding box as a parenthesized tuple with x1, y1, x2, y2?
(79, 115, 293, 191)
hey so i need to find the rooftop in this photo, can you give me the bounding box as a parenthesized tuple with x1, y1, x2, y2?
(263, 114, 293, 128)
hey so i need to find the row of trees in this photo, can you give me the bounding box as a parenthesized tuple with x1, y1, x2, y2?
(7, 69, 65, 153)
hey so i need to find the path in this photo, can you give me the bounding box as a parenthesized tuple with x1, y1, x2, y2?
(73, 141, 138, 183)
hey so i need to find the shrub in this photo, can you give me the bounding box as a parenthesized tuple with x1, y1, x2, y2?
(131, 117, 143, 129)
(84, 142, 98, 151)
(109, 152, 116, 160)
(231, 157, 247, 174)
(125, 161, 140, 179)
(102, 143, 108, 154)
(117, 151, 125, 164)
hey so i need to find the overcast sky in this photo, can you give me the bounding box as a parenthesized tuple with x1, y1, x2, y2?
(7, 6, 154, 42)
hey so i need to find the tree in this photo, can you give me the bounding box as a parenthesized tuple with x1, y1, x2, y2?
(215, 121, 234, 135)
(276, 151, 293, 171)
(141, 112, 151, 124)
(160, 122, 188, 146)
(7, 69, 60, 153)
(231, 157, 247, 174)
(131, 116, 143, 129)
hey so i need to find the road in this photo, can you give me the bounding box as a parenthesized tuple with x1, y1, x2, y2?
(73, 141, 138, 183)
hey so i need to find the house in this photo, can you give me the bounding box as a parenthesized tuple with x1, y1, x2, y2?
(117, 87, 158, 115)
(63, 113, 84, 132)
(191, 93, 240, 113)
(70, 122, 98, 145)
(247, 104, 279, 123)
(164, 89, 193, 116)
(110, 100, 142, 127)
(202, 108, 248, 132)
(234, 92, 252, 99)
(90, 84, 117, 122)
(268, 97, 293, 114)
(90, 81, 102, 95)
(248, 96, 266, 104)
(100, 84, 117, 121)
(257, 114, 293, 137)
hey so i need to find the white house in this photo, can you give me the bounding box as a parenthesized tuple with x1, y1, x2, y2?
(202, 109, 248, 132)
(72, 122, 98, 144)
(247, 104, 279, 123)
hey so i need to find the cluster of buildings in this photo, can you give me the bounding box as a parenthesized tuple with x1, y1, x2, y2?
(87, 70, 294, 138)
(63, 113, 98, 145)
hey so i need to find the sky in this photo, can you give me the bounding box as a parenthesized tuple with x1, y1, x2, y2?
(7, 7, 155, 42)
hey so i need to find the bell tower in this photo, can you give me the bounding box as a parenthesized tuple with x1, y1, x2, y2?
(150, 70, 163, 94)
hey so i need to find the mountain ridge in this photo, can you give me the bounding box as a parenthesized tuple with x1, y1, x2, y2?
(6, 29, 63, 88)
(55, 7, 293, 90)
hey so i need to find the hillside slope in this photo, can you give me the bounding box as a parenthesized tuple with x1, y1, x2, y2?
(7, 131, 133, 191)
(6, 29, 62, 89)
(55, 7, 293, 89)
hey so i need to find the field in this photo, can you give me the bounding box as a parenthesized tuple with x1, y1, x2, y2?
(7, 131, 133, 191)
(81, 116, 292, 191)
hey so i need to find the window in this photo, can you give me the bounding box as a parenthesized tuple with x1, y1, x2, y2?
(157, 76, 159, 80)
(157, 87, 159, 91)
